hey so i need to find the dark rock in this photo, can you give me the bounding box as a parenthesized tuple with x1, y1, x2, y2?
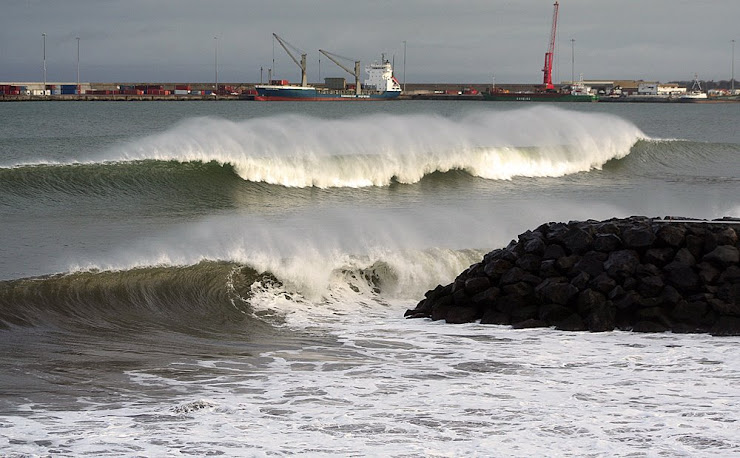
(555, 313, 587, 331)
(516, 254, 543, 273)
(577, 289, 606, 315)
(719, 265, 740, 283)
(510, 304, 539, 322)
(703, 246, 739, 266)
(555, 254, 581, 273)
(710, 317, 740, 336)
(574, 251, 606, 278)
(445, 306, 479, 324)
(484, 259, 513, 278)
(495, 294, 529, 314)
(656, 224, 686, 247)
(661, 285, 683, 306)
(471, 286, 500, 306)
(543, 243, 566, 260)
(632, 321, 669, 333)
(685, 235, 705, 260)
(635, 263, 662, 278)
(594, 233, 622, 252)
(714, 227, 738, 246)
(539, 259, 560, 278)
(536, 279, 579, 305)
(638, 275, 664, 298)
(664, 261, 700, 291)
(512, 318, 549, 329)
(570, 271, 590, 291)
(644, 247, 675, 267)
(673, 248, 696, 266)
(500, 267, 528, 285)
(717, 282, 740, 306)
(465, 276, 491, 296)
(562, 227, 593, 255)
(480, 309, 510, 325)
(523, 236, 546, 255)
(453, 288, 470, 306)
(711, 295, 740, 316)
(623, 224, 656, 249)
(590, 273, 617, 294)
(587, 302, 616, 332)
(502, 281, 534, 298)
(697, 262, 721, 284)
(539, 303, 575, 324)
(604, 250, 640, 279)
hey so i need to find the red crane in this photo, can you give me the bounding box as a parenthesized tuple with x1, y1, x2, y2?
(542, 1, 559, 91)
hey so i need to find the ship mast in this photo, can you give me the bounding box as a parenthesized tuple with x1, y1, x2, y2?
(273, 33, 307, 87)
(319, 49, 361, 95)
(542, 1, 559, 91)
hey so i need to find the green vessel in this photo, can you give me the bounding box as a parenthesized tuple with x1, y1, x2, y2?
(482, 88, 597, 102)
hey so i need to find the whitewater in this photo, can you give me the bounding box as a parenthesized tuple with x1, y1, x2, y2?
(1, 101, 739, 456)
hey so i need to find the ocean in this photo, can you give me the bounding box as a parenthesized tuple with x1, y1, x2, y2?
(0, 100, 738, 456)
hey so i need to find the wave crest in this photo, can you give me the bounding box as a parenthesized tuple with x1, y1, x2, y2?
(104, 107, 645, 188)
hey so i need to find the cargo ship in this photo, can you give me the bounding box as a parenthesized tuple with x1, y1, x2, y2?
(254, 33, 401, 101)
(483, 79, 597, 102)
(254, 60, 401, 101)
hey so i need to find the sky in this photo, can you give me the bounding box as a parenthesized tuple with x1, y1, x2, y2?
(1, 0, 738, 85)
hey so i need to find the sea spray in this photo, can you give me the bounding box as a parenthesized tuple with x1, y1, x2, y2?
(98, 107, 646, 188)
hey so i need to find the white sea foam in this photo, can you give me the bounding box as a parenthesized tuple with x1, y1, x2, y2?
(101, 107, 646, 187)
(3, 300, 738, 457)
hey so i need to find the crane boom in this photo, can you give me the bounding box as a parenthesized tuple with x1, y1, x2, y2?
(273, 33, 307, 87)
(542, 1, 559, 91)
(319, 49, 361, 95)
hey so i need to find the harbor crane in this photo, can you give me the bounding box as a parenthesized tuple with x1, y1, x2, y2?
(542, 1, 559, 91)
(273, 33, 307, 87)
(318, 49, 361, 95)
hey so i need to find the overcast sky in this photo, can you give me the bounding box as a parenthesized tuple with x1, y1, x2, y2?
(1, 0, 738, 84)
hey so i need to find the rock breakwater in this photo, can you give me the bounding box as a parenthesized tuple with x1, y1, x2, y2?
(405, 217, 740, 335)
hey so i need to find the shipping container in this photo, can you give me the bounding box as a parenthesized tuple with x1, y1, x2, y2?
(190, 90, 201, 95)
(175, 85, 191, 91)
(173, 89, 189, 95)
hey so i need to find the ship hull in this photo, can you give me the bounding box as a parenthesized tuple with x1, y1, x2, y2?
(483, 92, 596, 102)
(254, 85, 400, 101)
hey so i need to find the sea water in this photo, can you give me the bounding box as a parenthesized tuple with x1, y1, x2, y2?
(0, 100, 738, 456)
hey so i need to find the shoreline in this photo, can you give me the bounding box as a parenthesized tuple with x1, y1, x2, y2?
(3, 94, 738, 103)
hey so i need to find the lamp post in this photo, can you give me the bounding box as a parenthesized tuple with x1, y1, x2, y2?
(732, 39, 736, 92)
(214, 36, 219, 92)
(403, 40, 407, 92)
(570, 38, 575, 85)
(42, 33, 46, 95)
(76, 37, 80, 91)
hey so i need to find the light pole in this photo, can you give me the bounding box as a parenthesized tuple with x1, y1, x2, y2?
(570, 38, 575, 85)
(214, 36, 219, 92)
(403, 40, 407, 92)
(732, 39, 736, 92)
(76, 37, 80, 91)
(42, 33, 46, 95)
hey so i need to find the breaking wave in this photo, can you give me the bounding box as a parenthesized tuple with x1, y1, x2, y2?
(1, 107, 646, 189)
